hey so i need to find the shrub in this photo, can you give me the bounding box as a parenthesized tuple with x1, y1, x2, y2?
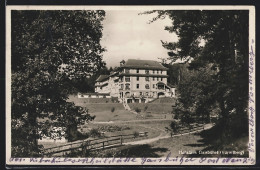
(174, 114, 179, 119)
(144, 105, 148, 112)
(111, 107, 115, 113)
(170, 121, 180, 133)
(145, 113, 153, 118)
(89, 128, 101, 138)
(135, 107, 141, 113)
(133, 131, 139, 138)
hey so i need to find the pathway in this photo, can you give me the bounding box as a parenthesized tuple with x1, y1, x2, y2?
(91, 118, 171, 124)
(124, 123, 214, 145)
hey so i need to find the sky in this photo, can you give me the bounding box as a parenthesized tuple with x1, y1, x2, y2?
(100, 10, 178, 68)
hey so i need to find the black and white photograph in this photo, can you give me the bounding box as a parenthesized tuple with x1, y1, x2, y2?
(6, 5, 256, 166)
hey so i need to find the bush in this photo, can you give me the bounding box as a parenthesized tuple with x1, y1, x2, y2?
(145, 113, 153, 118)
(170, 121, 180, 133)
(111, 107, 115, 113)
(133, 131, 139, 138)
(174, 114, 179, 119)
(144, 105, 148, 112)
(135, 107, 141, 113)
(88, 128, 101, 138)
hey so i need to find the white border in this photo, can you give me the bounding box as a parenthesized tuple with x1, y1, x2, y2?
(6, 5, 256, 166)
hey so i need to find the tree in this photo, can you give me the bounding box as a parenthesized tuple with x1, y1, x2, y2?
(147, 10, 249, 140)
(70, 67, 110, 93)
(11, 10, 106, 157)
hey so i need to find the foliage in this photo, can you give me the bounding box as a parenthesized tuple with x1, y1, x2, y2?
(133, 131, 139, 138)
(134, 107, 141, 113)
(11, 10, 106, 157)
(144, 105, 148, 112)
(170, 121, 180, 133)
(111, 107, 115, 113)
(70, 67, 110, 93)
(97, 125, 131, 132)
(88, 128, 102, 138)
(147, 10, 249, 140)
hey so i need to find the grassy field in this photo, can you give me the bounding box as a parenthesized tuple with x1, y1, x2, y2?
(149, 97, 176, 104)
(128, 103, 174, 114)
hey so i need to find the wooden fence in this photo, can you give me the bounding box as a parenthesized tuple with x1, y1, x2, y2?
(165, 123, 205, 137)
(42, 132, 148, 157)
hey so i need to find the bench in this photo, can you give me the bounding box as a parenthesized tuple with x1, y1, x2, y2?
(139, 132, 148, 137)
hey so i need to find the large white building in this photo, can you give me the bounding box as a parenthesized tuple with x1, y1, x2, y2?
(94, 59, 175, 103)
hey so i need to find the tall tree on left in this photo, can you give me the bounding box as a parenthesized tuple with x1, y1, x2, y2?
(11, 10, 106, 157)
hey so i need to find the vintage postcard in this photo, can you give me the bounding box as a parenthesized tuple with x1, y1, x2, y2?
(6, 5, 256, 166)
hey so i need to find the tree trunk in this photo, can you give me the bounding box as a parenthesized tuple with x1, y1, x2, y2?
(28, 111, 39, 155)
(67, 124, 78, 142)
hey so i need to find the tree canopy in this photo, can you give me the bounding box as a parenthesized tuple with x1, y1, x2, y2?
(11, 10, 106, 156)
(148, 10, 249, 141)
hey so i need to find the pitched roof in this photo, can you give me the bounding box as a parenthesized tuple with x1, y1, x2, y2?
(96, 75, 109, 82)
(120, 59, 168, 70)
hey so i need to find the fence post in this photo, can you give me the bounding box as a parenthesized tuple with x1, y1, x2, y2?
(82, 141, 86, 157)
(120, 135, 123, 145)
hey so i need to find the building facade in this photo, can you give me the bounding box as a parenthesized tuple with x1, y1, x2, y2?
(94, 59, 175, 103)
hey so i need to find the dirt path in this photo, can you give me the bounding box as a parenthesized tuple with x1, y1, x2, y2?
(123, 123, 213, 145)
(91, 118, 171, 124)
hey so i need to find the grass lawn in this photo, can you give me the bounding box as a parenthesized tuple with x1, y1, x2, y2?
(129, 103, 174, 114)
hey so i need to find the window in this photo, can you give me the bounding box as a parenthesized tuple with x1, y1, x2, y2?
(145, 92, 149, 96)
(161, 77, 163, 81)
(153, 84, 155, 88)
(136, 76, 139, 81)
(136, 69, 139, 73)
(145, 84, 149, 89)
(140, 92, 142, 96)
(145, 70, 149, 74)
(153, 70, 155, 74)
(120, 84, 124, 89)
(153, 77, 155, 81)
(161, 70, 163, 74)
(125, 76, 130, 82)
(145, 77, 149, 81)
(125, 69, 130, 73)
(157, 77, 159, 81)
(136, 84, 139, 89)
(125, 83, 130, 90)
(157, 70, 159, 74)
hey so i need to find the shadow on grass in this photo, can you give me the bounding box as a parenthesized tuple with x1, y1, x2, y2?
(183, 123, 249, 158)
(114, 144, 169, 157)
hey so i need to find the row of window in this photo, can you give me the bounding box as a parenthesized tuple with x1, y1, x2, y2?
(120, 83, 159, 90)
(125, 69, 164, 74)
(124, 76, 164, 82)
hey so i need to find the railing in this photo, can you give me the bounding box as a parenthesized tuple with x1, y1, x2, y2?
(42, 132, 148, 157)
